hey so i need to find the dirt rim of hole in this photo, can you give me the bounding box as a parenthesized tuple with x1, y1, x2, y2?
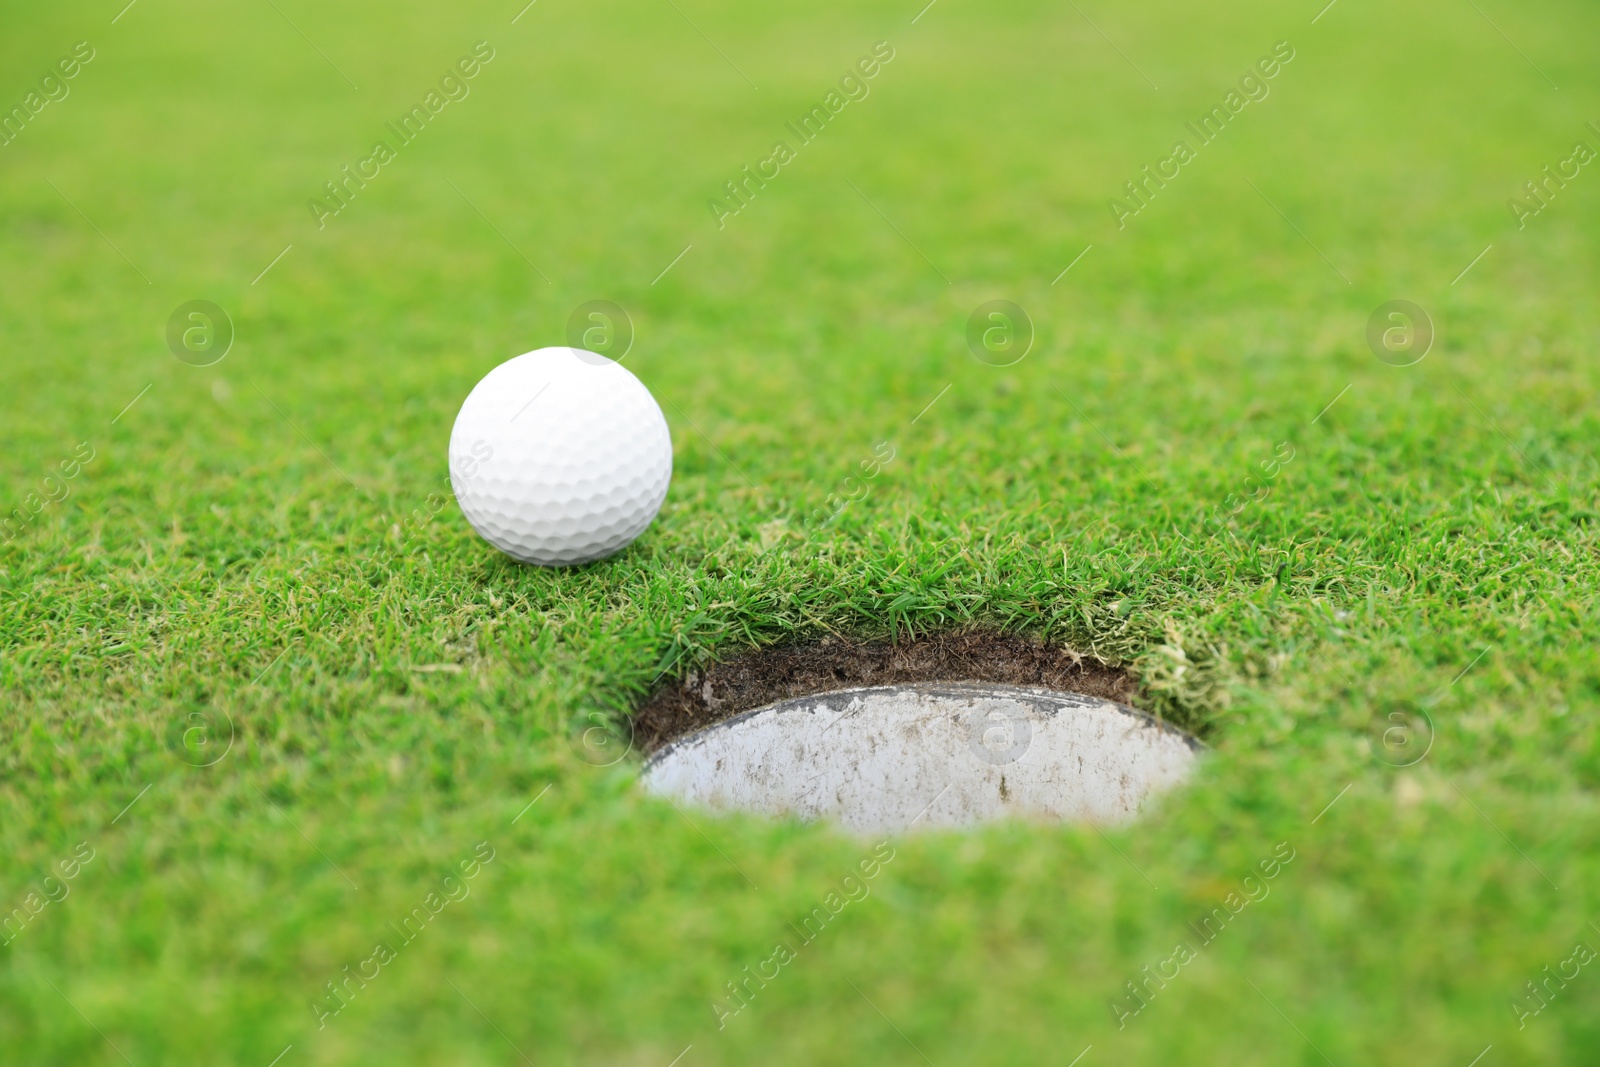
(632, 631, 1142, 755)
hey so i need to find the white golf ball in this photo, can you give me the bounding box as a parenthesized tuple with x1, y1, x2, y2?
(448, 347, 673, 566)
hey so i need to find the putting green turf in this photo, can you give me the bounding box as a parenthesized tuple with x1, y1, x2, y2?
(3, 0, 1599, 1062)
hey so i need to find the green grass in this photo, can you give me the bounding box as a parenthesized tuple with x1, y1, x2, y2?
(3, 0, 1599, 1062)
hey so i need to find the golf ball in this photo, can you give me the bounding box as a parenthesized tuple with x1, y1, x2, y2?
(448, 347, 672, 566)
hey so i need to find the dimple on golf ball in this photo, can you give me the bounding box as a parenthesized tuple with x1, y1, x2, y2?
(448, 347, 673, 566)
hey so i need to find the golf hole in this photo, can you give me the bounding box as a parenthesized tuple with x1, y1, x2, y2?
(635, 635, 1200, 833)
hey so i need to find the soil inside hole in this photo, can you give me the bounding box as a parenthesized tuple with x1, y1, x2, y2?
(632, 632, 1137, 754)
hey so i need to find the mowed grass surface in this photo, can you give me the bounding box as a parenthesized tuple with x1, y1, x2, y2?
(3, 0, 1599, 1062)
